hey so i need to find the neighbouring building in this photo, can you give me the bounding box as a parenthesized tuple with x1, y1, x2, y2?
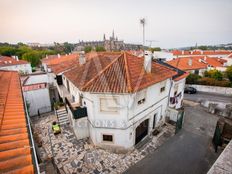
(172, 49, 232, 59)
(0, 70, 39, 174)
(167, 57, 208, 76)
(74, 31, 142, 51)
(153, 51, 174, 61)
(21, 73, 54, 116)
(50, 52, 188, 151)
(222, 53, 232, 66)
(0, 56, 32, 74)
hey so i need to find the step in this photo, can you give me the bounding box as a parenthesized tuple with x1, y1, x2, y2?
(57, 113, 68, 117)
(58, 117, 69, 122)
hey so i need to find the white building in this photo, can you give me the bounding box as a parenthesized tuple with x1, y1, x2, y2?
(0, 56, 32, 74)
(222, 53, 232, 66)
(51, 52, 187, 151)
(153, 51, 174, 61)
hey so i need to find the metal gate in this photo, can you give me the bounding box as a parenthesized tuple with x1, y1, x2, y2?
(175, 110, 184, 134)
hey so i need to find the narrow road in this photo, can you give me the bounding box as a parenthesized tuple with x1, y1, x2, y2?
(124, 103, 221, 174)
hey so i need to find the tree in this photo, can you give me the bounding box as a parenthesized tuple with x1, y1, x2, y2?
(149, 47, 161, 52)
(186, 74, 201, 84)
(204, 69, 223, 81)
(22, 51, 41, 67)
(95, 46, 106, 52)
(84, 46, 92, 53)
(225, 66, 232, 83)
(198, 45, 208, 50)
(0, 46, 17, 56)
(63, 42, 75, 53)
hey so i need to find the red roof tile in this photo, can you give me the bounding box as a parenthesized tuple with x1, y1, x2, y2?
(167, 57, 207, 71)
(171, 50, 231, 56)
(0, 56, 29, 67)
(0, 70, 34, 174)
(65, 52, 177, 93)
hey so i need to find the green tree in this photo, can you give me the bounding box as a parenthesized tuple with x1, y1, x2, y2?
(63, 42, 75, 53)
(198, 45, 208, 50)
(0, 46, 17, 56)
(149, 47, 161, 52)
(22, 51, 41, 67)
(84, 46, 92, 53)
(186, 74, 201, 84)
(95, 46, 106, 52)
(204, 69, 223, 81)
(225, 66, 232, 83)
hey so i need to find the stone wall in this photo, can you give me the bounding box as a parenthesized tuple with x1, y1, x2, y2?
(186, 84, 232, 95)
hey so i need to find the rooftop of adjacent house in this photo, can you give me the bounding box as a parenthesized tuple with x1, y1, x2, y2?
(0, 56, 29, 67)
(172, 50, 232, 56)
(64, 52, 179, 93)
(41, 53, 79, 66)
(167, 57, 208, 71)
(0, 70, 34, 174)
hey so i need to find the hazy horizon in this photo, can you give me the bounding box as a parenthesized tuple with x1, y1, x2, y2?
(1, 0, 232, 48)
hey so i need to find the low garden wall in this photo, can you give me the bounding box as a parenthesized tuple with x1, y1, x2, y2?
(186, 84, 232, 95)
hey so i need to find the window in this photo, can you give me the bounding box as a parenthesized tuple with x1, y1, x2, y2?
(103, 134, 113, 142)
(136, 90, 146, 105)
(100, 97, 118, 113)
(160, 87, 165, 92)
(137, 98, 146, 105)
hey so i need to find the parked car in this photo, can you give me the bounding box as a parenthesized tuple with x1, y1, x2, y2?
(184, 87, 197, 94)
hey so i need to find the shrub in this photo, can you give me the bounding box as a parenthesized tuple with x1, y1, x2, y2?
(225, 66, 232, 83)
(197, 77, 231, 87)
(186, 74, 201, 84)
(204, 69, 223, 81)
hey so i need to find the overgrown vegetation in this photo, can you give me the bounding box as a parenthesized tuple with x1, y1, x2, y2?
(186, 67, 232, 87)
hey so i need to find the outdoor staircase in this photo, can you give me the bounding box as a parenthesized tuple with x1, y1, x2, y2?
(56, 108, 70, 125)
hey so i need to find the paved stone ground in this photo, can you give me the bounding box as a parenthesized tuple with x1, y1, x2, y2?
(32, 114, 175, 174)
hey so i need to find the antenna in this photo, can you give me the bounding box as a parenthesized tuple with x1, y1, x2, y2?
(140, 18, 146, 54)
(146, 40, 159, 48)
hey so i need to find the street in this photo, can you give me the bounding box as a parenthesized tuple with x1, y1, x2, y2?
(124, 92, 225, 174)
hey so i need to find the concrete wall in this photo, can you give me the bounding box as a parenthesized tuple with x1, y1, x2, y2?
(25, 74, 49, 85)
(23, 88, 51, 116)
(186, 84, 232, 95)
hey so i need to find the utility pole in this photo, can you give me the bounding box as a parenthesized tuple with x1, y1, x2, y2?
(140, 18, 146, 55)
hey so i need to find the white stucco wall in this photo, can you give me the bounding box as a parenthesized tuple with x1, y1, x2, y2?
(186, 84, 232, 95)
(153, 51, 174, 61)
(23, 88, 51, 116)
(25, 74, 49, 85)
(0, 63, 32, 74)
(169, 78, 186, 109)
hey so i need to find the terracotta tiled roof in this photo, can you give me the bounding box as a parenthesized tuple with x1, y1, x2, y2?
(167, 57, 207, 71)
(172, 50, 231, 56)
(41, 53, 79, 66)
(65, 52, 177, 93)
(0, 56, 29, 67)
(0, 70, 34, 174)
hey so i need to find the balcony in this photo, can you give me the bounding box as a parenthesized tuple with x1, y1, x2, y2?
(65, 97, 87, 119)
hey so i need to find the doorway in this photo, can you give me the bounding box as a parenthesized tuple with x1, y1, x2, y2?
(135, 119, 149, 145)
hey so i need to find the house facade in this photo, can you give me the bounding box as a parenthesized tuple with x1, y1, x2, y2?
(0, 56, 32, 74)
(50, 52, 187, 151)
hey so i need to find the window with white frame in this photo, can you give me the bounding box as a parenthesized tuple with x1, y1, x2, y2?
(100, 97, 119, 113)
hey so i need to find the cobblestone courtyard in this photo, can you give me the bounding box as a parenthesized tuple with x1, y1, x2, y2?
(33, 114, 175, 174)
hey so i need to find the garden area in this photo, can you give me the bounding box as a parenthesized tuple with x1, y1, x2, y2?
(186, 66, 232, 87)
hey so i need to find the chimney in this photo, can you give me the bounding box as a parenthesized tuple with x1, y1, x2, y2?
(204, 56, 207, 61)
(57, 54, 61, 58)
(144, 51, 152, 73)
(16, 56, 19, 61)
(188, 58, 193, 66)
(79, 51, 86, 65)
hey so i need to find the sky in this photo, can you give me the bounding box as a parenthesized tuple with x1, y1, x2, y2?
(0, 0, 232, 48)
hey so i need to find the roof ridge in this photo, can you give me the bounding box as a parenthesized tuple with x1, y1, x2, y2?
(81, 53, 123, 90)
(124, 52, 132, 92)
